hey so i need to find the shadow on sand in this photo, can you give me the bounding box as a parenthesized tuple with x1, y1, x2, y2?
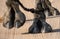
(21, 29, 60, 34)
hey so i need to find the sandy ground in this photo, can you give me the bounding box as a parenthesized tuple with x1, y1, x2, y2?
(0, 0, 60, 39)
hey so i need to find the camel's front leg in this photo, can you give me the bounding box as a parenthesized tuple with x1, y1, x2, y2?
(3, 8, 15, 29)
(3, 2, 15, 29)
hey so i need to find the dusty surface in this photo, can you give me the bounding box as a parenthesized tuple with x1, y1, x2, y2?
(0, 0, 60, 39)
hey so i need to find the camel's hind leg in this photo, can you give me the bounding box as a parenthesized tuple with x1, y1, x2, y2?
(12, 4, 26, 28)
(3, 1, 15, 29)
(14, 10, 26, 28)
